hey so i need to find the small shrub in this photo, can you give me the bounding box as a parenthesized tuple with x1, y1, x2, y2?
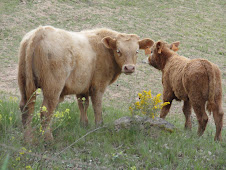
(129, 90, 170, 119)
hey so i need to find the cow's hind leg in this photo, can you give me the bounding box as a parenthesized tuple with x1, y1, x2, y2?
(192, 101, 208, 137)
(212, 105, 224, 141)
(40, 82, 65, 141)
(40, 95, 59, 141)
(183, 100, 192, 129)
(76, 93, 89, 127)
(23, 89, 37, 143)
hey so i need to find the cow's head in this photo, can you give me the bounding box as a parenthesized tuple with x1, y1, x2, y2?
(148, 40, 180, 70)
(102, 34, 154, 74)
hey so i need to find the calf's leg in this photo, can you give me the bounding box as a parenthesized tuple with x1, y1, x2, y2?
(192, 101, 208, 137)
(160, 89, 174, 119)
(182, 100, 192, 129)
(212, 105, 224, 141)
(77, 93, 89, 127)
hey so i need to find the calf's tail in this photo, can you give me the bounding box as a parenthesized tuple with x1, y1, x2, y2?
(200, 59, 215, 114)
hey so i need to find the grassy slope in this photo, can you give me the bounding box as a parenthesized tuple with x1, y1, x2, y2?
(0, 0, 225, 169)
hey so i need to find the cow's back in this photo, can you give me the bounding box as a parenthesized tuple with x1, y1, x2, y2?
(30, 26, 96, 95)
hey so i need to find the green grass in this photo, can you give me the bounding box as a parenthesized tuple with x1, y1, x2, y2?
(0, 0, 225, 169)
(0, 97, 225, 169)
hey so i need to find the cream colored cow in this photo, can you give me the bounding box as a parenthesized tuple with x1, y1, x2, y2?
(18, 26, 154, 142)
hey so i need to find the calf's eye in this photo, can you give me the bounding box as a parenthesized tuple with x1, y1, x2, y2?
(116, 49, 120, 53)
(136, 50, 139, 54)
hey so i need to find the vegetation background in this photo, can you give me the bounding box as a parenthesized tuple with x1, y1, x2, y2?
(0, 0, 225, 169)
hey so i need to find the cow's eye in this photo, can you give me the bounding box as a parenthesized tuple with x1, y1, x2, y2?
(116, 49, 120, 53)
(136, 50, 139, 54)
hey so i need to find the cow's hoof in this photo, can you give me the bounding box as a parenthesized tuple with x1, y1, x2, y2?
(95, 121, 103, 127)
(24, 129, 34, 144)
(44, 129, 54, 142)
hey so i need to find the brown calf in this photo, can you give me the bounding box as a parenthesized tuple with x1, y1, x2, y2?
(148, 40, 224, 141)
(18, 26, 154, 142)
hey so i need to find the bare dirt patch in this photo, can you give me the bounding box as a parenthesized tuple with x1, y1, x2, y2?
(0, 63, 18, 96)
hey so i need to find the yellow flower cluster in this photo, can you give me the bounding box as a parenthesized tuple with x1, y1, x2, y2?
(9, 96, 18, 102)
(129, 90, 170, 119)
(39, 125, 45, 135)
(41, 106, 47, 112)
(53, 108, 71, 124)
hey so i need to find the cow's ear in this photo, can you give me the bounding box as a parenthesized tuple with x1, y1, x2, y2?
(139, 38, 154, 49)
(156, 41, 164, 54)
(101, 36, 116, 50)
(170, 41, 180, 52)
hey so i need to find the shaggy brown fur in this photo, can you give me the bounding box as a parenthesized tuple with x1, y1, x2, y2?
(148, 40, 224, 141)
(18, 26, 154, 142)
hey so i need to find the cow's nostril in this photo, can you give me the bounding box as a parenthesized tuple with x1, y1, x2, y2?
(124, 66, 129, 71)
(124, 65, 135, 72)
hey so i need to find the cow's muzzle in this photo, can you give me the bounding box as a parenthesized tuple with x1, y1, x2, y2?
(122, 64, 135, 74)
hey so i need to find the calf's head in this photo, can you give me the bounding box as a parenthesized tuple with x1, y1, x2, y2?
(148, 40, 180, 70)
(102, 34, 154, 74)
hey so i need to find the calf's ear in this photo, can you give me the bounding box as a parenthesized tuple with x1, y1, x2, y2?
(156, 41, 164, 54)
(101, 36, 116, 50)
(139, 38, 154, 49)
(170, 41, 180, 52)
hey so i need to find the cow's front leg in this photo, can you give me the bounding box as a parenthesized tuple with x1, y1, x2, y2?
(91, 90, 104, 126)
(77, 93, 89, 127)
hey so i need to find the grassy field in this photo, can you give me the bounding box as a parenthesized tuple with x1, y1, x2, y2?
(0, 0, 225, 169)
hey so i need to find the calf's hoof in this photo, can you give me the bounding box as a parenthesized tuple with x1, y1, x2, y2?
(214, 135, 222, 142)
(184, 123, 192, 130)
(80, 119, 89, 127)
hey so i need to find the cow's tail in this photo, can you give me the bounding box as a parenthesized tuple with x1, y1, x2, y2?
(25, 26, 44, 107)
(200, 59, 215, 115)
(18, 36, 28, 111)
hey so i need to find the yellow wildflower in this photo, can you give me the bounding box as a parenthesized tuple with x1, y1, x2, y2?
(16, 157, 21, 161)
(36, 88, 41, 95)
(26, 165, 32, 170)
(41, 106, 47, 112)
(131, 166, 137, 170)
(65, 108, 70, 114)
(40, 126, 44, 135)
